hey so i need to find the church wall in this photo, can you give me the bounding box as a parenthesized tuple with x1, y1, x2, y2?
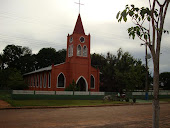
(90, 67, 100, 92)
(25, 71, 51, 91)
(51, 63, 70, 91)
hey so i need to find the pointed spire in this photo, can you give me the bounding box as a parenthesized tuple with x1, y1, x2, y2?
(73, 14, 85, 35)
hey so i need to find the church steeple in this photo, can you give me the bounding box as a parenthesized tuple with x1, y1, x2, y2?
(73, 14, 85, 35)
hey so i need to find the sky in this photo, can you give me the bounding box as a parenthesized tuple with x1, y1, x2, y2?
(0, 0, 170, 74)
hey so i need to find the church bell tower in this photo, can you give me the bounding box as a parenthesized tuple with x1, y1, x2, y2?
(66, 14, 91, 63)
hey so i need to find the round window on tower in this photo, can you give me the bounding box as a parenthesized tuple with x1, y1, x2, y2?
(70, 37, 73, 43)
(79, 36, 85, 43)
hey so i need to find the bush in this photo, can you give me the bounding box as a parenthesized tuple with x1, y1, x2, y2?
(65, 80, 80, 91)
(125, 98, 129, 102)
(133, 98, 136, 103)
(0, 68, 28, 90)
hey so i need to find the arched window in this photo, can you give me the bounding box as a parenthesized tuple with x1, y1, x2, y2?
(48, 72, 51, 88)
(34, 75, 36, 87)
(29, 76, 32, 87)
(40, 74, 42, 88)
(90, 75, 95, 89)
(31, 76, 34, 87)
(77, 45, 81, 56)
(68, 45, 71, 57)
(57, 73, 65, 88)
(43, 74, 47, 88)
(36, 75, 39, 88)
(69, 45, 73, 57)
(71, 45, 73, 56)
(83, 45, 87, 57)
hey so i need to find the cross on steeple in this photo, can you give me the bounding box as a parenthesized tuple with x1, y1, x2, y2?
(75, 0, 84, 14)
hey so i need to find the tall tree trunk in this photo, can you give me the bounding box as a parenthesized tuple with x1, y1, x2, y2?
(152, 59, 160, 128)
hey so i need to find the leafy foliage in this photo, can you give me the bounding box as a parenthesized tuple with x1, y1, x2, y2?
(116, 4, 169, 42)
(1, 45, 66, 74)
(91, 48, 147, 92)
(0, 68, 28, 90)
(1, 44, 148, 92)
(159, 72, 170, 90)
(65, 80, 80, 91)
(36, 48, 58, 69)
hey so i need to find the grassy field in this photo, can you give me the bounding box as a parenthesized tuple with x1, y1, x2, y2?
(160, 98, 170, 102)
(10, 100, 127, 107)
(0, 91, 126, 107)
(0, 91, 169, 107)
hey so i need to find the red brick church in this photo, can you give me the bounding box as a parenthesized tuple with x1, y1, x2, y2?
(24, 14, 100, 92)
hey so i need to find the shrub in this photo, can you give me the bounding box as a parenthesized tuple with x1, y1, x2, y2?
(125, 98, 129, 102)
(65, 80, 80, 91)
(133, 98, 136, 103)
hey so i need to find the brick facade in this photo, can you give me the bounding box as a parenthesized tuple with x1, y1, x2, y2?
(24, 14, 100, 92)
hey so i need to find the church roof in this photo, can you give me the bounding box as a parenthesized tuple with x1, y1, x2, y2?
(23, 66, 52, 76)
(23, 62, 65, 76)
(73, 14, 85, 35)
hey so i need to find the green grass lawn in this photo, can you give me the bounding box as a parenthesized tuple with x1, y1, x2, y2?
(160, 98, 170, 102)
(1, 91, 170, 107)
(9, 100, 126, 107)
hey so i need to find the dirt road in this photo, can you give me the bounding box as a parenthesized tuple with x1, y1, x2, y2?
(0, 104, 170, 128)
(0, 100, 10, 108)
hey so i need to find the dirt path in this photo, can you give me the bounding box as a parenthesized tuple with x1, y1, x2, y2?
(0, 104, 170, 128)
(0, 100, 11, 108)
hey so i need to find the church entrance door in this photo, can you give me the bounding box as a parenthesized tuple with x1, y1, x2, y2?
(77, 77, 86, 91)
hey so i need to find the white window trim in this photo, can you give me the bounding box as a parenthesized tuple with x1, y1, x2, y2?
(83, 45, 87, 57)
(90, 74, 95, 89)
(68, 44, 73, 57)
(77, 45, 82, 56)
(57, 72, 66, 88)
(76, 76, 88, 92)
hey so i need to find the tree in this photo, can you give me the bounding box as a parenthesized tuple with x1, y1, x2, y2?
(3, 45, 23, 69)
(2, 44, 33, 73)
(159, 72, 170, 90)
(115, 49, 146, 91)
(19, 54, 36, 74)
(7, 68, 28, 90)
(56, 49, 66, 63)
(116, 1, 169, 127)
(91, 53, 107, 71)
(0, 68, 28, 90)
(0, 54, 3, 70)
(91, 49, 146, 92)
(101, 52, 117, 92)
(36, 48, 58, 69)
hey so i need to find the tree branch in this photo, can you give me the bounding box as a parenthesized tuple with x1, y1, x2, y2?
(149, 0, 152, 9)
(162, 1, 169, 24)
(155, 0, 161, 6)
(137, 34, 146, 43)
(151, 0, 156, 49)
